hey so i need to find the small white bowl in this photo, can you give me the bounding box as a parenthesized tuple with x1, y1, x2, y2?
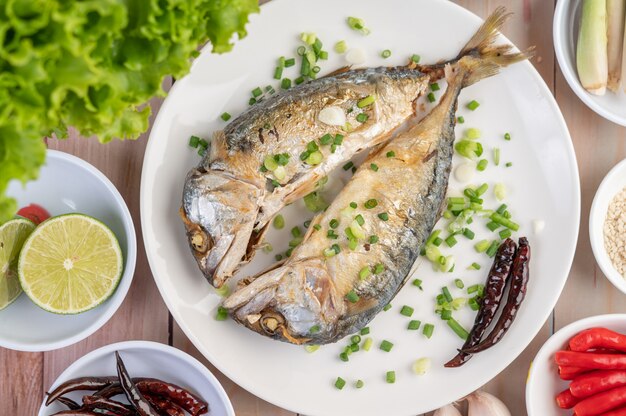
(38, 341, 235, 416)
(589, 158, 626, 294)
(526, 314, 626, 415)
(554, 0, 626, 126)
(1, 150, 136, 351)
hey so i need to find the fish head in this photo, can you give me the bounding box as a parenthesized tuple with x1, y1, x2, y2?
(181, 168, 264, 288)
(222, 260, 346, 344)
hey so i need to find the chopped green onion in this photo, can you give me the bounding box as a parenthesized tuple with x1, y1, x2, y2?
(386, 371, 396, 384)
(343, 161, 354, 171)
(309, 325, 320, 334)
(493, 148, 501, 166)
(467, 284, 483, 295)
(323, 247, 337, 257)
(291, 226, 301, 238)
(273, 166, 286, 181)
(357, 95, 377, 108)
(220, 112, 231, 122)
(305, 345, 320, 353)
(364, 199, 378, 209)
(430, 82, 440, 92)
(408, 320, 421, 330)
(275, 254, 283, 261)
(469, 297, 480, 311)
(369, 235, 379, 244)
(412, 279, 423, 290)
(476, 159, 488, 171)
(486, 240, 500, 257)
(470, 262, 481, 270)
(504, 132, 511, 141)
(303, 192, 329, 213)
(252, 87, 263, 97)
(360, 327, 370, 335)
(475, 183, 488, 196)
(423, 323, 434, 339)
(427, 92, 436, 103)
(465, 128, 481, 140)
(295, 76, 305, 85)
(400, 305, 414, 317)
(355, 379, 364, 388)
(281, 78, 292, 89)
(216, 306, 228, 321)
(356, 113, 369, 123)
(326, 229, 339, 239)
(329, 219, 339, 229)
(447, 318, 469, 340)
(312, 65, 321, 74)
(339, 352, 349, 362)
(457, 116, 465, 124)
(383, 303, 392, 311)
(313, 224, 322, 231)
(505, 162, 513, 167)
(440, 309, 452, 320)
(248, 97, 257, 106)
(474, 239, 490, 253)
(359, 266, 371, 280)
(494, 183, 506, 201)
(411, 54, 421, 63)
(486, 221, 500, 232)
(361, 338, 373, 352)
(463, 228, 475, 240)
(346, 290, 360, 303)
(334, 40, 347, 53)
(335, 377, 346, 389)
(189, 135, 200, 148)
(369, 163, 379, 172)
(490, 212, 520, 231)
(499, 229, 512, 239)
(455, 139, 483, 159)
(454, 279, 464, 289)
(305, 151, 323, 165)
(380, 340, 394, 352)
(350, 334, 361, 344)
(350, 343, 359, 352)
(413, 358, 431, 375)
(467, 100, 480, 111)
(284, 58, 295, 67)
(300, 32, 316, 45)
(377, 212, 389, 221)
(381, 49, 392, 58)
(433, 237, 443, 246)
(347, 16, 370, 35)
(445, 235, 457, 247)
(386, 151, 395, 158)
(273, 66, 283, 80)
(319, 133, 333, 145)
(442, 287, 453, 302)
(273, 215, 285, 229)
(355, 214, 365, 226)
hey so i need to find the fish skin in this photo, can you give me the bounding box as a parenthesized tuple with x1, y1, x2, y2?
(182, 67, 431, 288)
(222, 7, 530, 344)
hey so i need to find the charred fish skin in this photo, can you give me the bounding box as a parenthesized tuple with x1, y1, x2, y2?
(182, 66, 431, 287)
(223, 7, 531, 344)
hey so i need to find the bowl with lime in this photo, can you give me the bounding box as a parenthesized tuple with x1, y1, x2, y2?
(0, 150, 136, 351)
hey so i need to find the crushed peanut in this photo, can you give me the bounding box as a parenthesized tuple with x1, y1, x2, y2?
(604, 187, 626, 276)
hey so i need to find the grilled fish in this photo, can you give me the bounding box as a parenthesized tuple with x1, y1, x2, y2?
(181, 11, 514, 288)
(222, 8, 529, 344)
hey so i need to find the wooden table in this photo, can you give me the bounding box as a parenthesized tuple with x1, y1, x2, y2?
(2, 1, 622, 414)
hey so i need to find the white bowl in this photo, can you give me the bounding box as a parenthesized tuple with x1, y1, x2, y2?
(38, 340, 235, 416)
(526, 314, 626, 415)
(554, 0, 626, 126)
(1, 150, 136, 351)
(589, 158, 626, 294)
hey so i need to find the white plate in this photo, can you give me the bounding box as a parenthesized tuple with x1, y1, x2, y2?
(526, 314, 626, 415)
(2, 150, 136, 352)
(140, 0, 580, 414)
(38, 340, 234, 416)
(554, 0, 626, 126)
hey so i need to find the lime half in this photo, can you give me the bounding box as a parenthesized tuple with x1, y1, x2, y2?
(18, 214, 123, 314)
(0, 218, 36, 310)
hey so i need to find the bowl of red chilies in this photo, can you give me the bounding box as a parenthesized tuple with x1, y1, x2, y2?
(527, 314, 626, 416)
(38, 341, 235, 416)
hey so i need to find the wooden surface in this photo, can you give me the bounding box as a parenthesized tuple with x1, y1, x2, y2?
(1, 1, 621, 415)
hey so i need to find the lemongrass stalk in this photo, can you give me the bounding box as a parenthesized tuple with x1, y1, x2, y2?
(577, 0, 608, 95)
(608, 0, 626, 91)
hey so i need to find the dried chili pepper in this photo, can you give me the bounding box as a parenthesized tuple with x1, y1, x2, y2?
(462, 237, 530, 354)
(51, 410, 122, 416)
(570, 328, 626, 353)
(145, 394, 186, 416)
(82, 395, 135, 416)
(135, 378, 208, 415)
(115, 352, 159, 416)
(570, 370, 626, 398)
(46, 377, 118, 405)
(556, 351, 626, 370)
(56, 396, 81, 410)
(444, 238, 517, 367)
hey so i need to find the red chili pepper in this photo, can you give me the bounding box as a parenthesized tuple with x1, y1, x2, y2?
(559, 365, 592, 380)
(556, 388, 579, 409)
(602, 405, 626, 415)
(556, 351, 626, 370)
(570, 370, 626, 398)
(574, 386, 626, 416)
(570, 328, 626, 353)
(17, 203, 50, 225)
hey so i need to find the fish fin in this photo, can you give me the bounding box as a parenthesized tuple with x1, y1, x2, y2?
(457, 6, 513, 59)
(345, 297, 379, 316)
(223, 266, 287, 310)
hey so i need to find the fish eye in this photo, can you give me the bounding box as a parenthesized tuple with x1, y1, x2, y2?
(190, 230, 210, 253)
(260, 312, 285, 335)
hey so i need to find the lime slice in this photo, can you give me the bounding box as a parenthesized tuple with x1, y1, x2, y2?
(0, 218, 36, 310)
(18, 214, 123, 314)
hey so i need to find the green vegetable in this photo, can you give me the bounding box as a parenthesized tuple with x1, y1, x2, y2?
(303, 191, 329, 212)
(220, 112, 232, 121)
(380, 340, 393, 352)
(363, 337, 373, 351)
(577, 0, 608, 95)
(334, 40, 348, 53)
(383, 303, 392, 311)
(427, 92, 436, 103)
(410, 54, 421, 63)
(273, 215, 285, 230)
(216, 306, 229, 321)
(412, 278, 423, 289)
(381, 49, 392, 59)
(422, 323, 434, 338)
(467, 100, 480, 111)
(386, 151, 396, 158)
(355, 380, 364, 389)
(386, 371, 396, 384)
(346, 290, 360, 303)
(335, 377, 346, 389)
(412, 358, 431, 375)
(360, 327, 370, 335)
(357, 95, 376, 108)
(356, 113, 369, 123)
(400, 305, 414, 317)
(304, 345, 320, 353)
(408, 320, 421, 330)
(455, 140, 483, 159)
(347, 16, 370, 35)
(447, 317, 469, 340)
(476, 159, 488, 171)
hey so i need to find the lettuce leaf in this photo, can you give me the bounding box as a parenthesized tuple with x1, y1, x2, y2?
(0, 0, 258, 223)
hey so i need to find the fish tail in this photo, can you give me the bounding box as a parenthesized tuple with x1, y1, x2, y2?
(416, 7, 534, 80)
